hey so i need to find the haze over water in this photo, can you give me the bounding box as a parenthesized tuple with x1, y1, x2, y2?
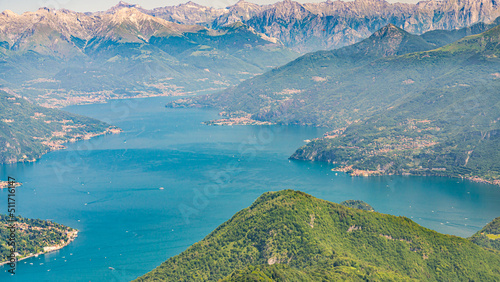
(1, 96, 499, 281)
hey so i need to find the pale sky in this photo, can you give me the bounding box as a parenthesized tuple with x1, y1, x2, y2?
(0, 0, 419, 14)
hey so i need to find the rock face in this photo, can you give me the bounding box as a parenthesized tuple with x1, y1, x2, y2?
(212, 1, 265, 28)
(0, 7, 204, 54)
(148, 1, 226, 26)
(241, 0, 500, 51)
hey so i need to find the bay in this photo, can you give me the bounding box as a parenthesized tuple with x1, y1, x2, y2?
(1, 96, 499, 281)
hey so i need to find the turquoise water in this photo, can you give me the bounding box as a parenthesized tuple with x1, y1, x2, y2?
(1, 96, 499, 281)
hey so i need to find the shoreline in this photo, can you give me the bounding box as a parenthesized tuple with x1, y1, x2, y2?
(0, 126, 121, 166)
(0, 230, 78, 267)
(331, 166, 500, 187)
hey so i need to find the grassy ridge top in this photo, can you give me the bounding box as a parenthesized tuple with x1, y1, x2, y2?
(136, 190, 500, 281)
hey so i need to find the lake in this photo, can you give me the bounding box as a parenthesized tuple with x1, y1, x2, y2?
(1, 96, 499, 281)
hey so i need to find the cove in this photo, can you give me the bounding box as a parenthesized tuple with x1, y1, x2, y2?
(1, 96, 499, 281)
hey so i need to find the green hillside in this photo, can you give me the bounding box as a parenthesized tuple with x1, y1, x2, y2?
(0, 91, 118, 164)
(0, 214, 77, 263)
(135, 190, 500, 281)
(469, 217, 500, 251)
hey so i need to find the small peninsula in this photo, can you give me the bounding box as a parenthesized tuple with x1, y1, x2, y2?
(0, 215, 78, 265)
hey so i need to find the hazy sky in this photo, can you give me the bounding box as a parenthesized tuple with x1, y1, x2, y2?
(0, 0, 418, 14)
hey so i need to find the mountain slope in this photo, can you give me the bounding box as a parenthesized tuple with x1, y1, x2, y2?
(167, 23, 437, 115)
(0, 91, 118, 164)
(135, 190, 500, 281)
(469, 217, 500, 251)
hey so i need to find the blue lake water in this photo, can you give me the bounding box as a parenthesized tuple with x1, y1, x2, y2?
(1, 96, 500, 281)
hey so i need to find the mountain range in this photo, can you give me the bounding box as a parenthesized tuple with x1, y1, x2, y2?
(0, 6, 297, 106)
(1, 0, 500, 106)
(135, 190, 500, 281)
(104, 0, 500, 52)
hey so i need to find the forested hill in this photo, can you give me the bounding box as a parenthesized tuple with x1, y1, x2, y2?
(0, 91, 118, 164)
(135, 190, 500, 281)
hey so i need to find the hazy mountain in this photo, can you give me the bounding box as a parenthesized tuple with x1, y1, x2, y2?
(167, 22, 450, 115)
(289, 24, 500, 184)
(2, 0, 500, 104)
(240, 0, 500, 52)
(15, 0, 496, 53)
(0, 7, 297, 106)
(135, 190, 500, 281)
(212, 1, 266, 28)
(421, 16, 500, 47)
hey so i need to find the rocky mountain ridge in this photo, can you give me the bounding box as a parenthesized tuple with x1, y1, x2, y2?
(3, 0, 500, 52)
(0, 0, 500, 52)
(102, 0, 500, 51)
